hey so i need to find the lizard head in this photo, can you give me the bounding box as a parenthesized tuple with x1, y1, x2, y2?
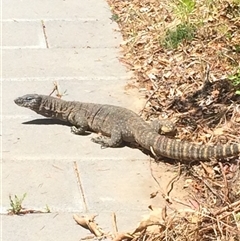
(14, 94, 42, 110)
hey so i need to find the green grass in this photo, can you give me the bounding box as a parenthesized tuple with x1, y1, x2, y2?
(229, 68, 240, 95)
(45, 204, 51, 213)
(110, 13, 120, 22)
(234, 45, 240, 53)
(162, 23, 196, 49)
(173, 0, 196, 21)
(8, 193, 27, 215)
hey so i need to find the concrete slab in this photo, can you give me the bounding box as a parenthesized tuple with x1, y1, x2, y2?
(2, 81, 147, 162)
(76, 159, 157, 212)
(2, 213, 90, 241)
(2, 48, 130, 79)
(81, 210, 148, 233)
(1, 160, 84, 212)
(2, 211, 147, 241)
(1, 0, 188, 240)
(2, 78, 134, 111)
(2, 117, 147, 161)
(44, 20, 121, 48)
(3, 0, 112, 21)
(2, 20, 46, 48)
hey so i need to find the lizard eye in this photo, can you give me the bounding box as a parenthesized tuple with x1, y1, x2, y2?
(26, 96, 34, 101)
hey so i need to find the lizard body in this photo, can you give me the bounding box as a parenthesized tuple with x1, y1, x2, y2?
(14, 94, 240, 161)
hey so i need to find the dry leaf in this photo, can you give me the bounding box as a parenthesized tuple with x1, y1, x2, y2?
(150, 191, 158, 198)
(73, 214, 104, 237)
(191, 213, 201, 224)
(200, 162, 215, 178)
(184, 178, 193, 188)
(213, 127, 225, 135)
(112, 232, 133, 241)
(132, 207, 164, 234)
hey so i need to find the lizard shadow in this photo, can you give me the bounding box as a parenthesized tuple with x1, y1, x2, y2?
(22, 118, 91, 136)
(22, 118, 72, 126)
(21, 119, 200, 165)
(126, 142, 201, 165)
(125, 142, 177, 164)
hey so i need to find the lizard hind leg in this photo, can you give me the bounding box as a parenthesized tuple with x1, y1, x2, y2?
(150, 119, 177, 136)
(91, 128, 123, 148)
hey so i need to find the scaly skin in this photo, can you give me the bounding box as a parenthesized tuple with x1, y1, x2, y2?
(14, 94, 240, 161)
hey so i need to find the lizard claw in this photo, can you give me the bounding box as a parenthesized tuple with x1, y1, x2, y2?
(71, 126, 86, 135)
(91, 136, 110, 148)
(71, 126, 78, 134)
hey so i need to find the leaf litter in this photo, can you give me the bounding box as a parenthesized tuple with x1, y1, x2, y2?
(82, 0, 240, 240)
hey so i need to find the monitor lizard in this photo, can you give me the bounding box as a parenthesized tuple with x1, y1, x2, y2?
(14, 94, 240, 161)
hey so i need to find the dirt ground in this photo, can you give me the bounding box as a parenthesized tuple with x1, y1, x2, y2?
(105, 0, 240, 240)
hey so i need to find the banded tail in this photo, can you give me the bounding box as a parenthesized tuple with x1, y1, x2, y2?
(153, 135, 240, 161)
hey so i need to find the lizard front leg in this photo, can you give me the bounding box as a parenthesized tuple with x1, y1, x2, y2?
(91, 127, 123, 148)
(68, 113, 89, 135)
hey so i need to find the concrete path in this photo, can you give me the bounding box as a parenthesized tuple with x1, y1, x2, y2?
(1, 1, 187, 240)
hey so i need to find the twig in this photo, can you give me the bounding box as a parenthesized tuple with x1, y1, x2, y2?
(198, 212, 240, 236)
(218, 162, 230, 203)
(48, 82, 57, 97)
(138, 87, 159, 115)
(204, 63, 210, 83)
(191, 170, 222, 200)
(171, 198, 193, 209)
(166, 163, 181, 197)
(219, 206, 240, 220)
(49, 81, 67, 98)
(149, 155, 161, 188)
(216, 216, 224, 238)
(112, 212, 118, 234)
(213, 199, 240, 216)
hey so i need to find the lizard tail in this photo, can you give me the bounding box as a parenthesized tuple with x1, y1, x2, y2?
(152, 135, 240, 161)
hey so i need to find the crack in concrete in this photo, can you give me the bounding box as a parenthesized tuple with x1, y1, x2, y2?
(41, 20, 49, 48)
(73, 161, 88, 212)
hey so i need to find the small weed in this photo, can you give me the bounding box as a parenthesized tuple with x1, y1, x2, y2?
(8, 193, 50, 215)
(224, 1, 240, 18)
(229, 68, 240, 85)
(234, 45, 240, 53)
(229, 68, 240, 94)
(45, 204, 51, 213)
(162, 23, 196, 49)
(235, 212, 240, 221)
(174, 0, 196, 21)
(110, 14, 119, 22)
(9, 193, 27, 215)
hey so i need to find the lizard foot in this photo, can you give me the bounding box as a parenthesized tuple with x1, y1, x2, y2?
(91, 136, 110, 148)
(71, 126, 86, 135)
(151, 119, 177, 136)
